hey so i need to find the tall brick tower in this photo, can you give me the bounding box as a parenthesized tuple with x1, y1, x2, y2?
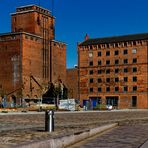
(11, 5, 55, 40)
(0, 5, 66, 101)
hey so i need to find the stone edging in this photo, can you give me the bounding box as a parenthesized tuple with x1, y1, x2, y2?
(16, 123, 118, 148)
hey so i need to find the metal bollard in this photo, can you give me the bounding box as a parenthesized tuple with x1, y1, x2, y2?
(45, 110, 54, 132)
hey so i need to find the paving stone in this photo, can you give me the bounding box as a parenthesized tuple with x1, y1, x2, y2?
(0, 110, 148, 147)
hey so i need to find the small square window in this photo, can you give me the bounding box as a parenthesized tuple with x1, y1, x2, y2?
(98, 60, 102, 65)
(106, 69, 110, 74)
(115, 68, 119, 73)
(98, 70, 102, 74)
(106, 78, 110, 82)
(98, 78, 102, 83)
(124, 68, 128, 73)
(133, 86, 137, 91)
(89, 52, 93, 57)
(123, 59, 128, 64)
(115, 77, 119, 82)
(132, 48, 137, 54)
(123, 49, 128, 54)
(90, 88, 93, 92)
(106, 60, 110, 65)
(89, 70, 93, 75)
(133, 76, 137, 82)
(132, 67, 137, 72)
(114, 50, 119, 55)
(115, 59, 119, 65)
(89, 61, 93, 66)
(106, 87, 110, 92)
(115, 87, 119, 92)
(89, 78, 93, 83)
(133, 58, 137, 63)
(98, 87, 102, 92)
(124, 86, 128, 92)
(124, 77, 128, 82)
(106, 51, 110, 56)
(98, 52, 101, 56)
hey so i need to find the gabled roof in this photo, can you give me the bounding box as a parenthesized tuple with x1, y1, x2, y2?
(79, 33, 148, 46)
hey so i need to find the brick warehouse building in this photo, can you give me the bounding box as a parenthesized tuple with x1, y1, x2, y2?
(66, 67, 78, 99)
(78, 33, 148, 109)
(0, 5, 66, 101)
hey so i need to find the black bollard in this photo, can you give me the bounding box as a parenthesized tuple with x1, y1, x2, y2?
(45, 110, 54, 132)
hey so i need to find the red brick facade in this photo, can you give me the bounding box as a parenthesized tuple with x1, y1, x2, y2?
(0, 5, 66, 100)
(78, 33, 148, 109)
(66, 68, 78, 99)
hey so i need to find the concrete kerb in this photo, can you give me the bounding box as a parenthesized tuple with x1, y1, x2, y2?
(140, 140, 148, 148)
(16, 123, 118, 148)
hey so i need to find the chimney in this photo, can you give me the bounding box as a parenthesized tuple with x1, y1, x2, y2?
(84, 33, 89, 40)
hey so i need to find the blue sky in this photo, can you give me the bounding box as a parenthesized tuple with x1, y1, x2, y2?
(0, 0, 148, 68)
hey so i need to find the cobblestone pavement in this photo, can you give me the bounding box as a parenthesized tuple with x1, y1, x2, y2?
(0, 110, 148, 147)
(70, 124, 148, 148)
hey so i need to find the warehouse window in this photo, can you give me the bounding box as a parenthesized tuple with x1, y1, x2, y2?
(133, 86, 137, 91)
(132, 67, 137, 72)
(98, 87, 102, 92)
(124, 68, 128, 73)
(106, 87, 110, 92)
(98, 51, 102, 56)
(123, 59, 128, 64)
(123, 86, 128, 92)
(106, 69, 110, 74)
(106, 78, 110, 82)
(114, 50, 119, 55)
(132, 48, 137, 54)
(123, 49, 128, 54)
(89, 70, 93, 75)
(133, 58, 137, 63)
(115, 68, 119, 74)
(115, 59, 119, 65)
(115, 77, 119, 82)
(98, 70, 102, 74)
(89, 61, 93, 66)
(98, 78, 102, 83)
(124, 77, 128, 82)
(133, 76, 137, 82)
(106, 51, 110, 56)
(98, 60, 102, 65)
(115, 87, 119, 92)
(90, 88, 93, 93)
(89, 78, 93, 83)
(106, 60, 110, 65)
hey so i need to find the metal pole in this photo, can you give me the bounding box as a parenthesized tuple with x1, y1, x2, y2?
(45, 110, 54, 132)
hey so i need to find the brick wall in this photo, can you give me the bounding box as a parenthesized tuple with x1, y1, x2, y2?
(66, 68, 78, 99)
(78, 36, 148, 109)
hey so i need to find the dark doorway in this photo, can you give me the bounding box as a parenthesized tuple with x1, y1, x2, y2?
(132, 96, 137, 107)
(106, 96, 119, 107)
